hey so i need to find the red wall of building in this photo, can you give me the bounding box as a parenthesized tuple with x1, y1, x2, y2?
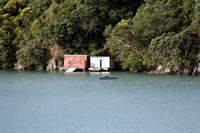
(64, 55, 90, 68)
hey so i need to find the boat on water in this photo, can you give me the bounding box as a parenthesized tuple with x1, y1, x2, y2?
(99, 76, 118, 80)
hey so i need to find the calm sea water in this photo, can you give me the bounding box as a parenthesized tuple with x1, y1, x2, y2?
(0, 70, 200, 133)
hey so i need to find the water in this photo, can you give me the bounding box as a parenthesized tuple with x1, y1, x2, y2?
(0, 70, 200, 133)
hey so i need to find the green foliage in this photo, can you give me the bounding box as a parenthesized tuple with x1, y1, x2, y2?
(121, 53, 144, 72)
(52, 0, 62, 3)
(0, 0, 8, 8)
(44, 1, 59, 22)
(3, 0, 143, 70)
(108, 0, 143, 19)
(0, 14, 16, 68)
(17, 0, 27, 7)
(144, 0, 158, 5)
(30, 19, 43, 37)
(147, 29, 200, 69)
(0, 0, 199, 73)
(147, 32, 180, 68)
(0, 42, 10, 68)
(3, 0, 18, 15)
(194, 0, 200, 22)
(54, 0, 77, 19)
(42, 17, 74, 42)
(132, 1, 182, 39)
(0, 23, 16, 68)
(105, 19, 147, 71)
(90, 49, 106, 56)
(182, 0, 195, 25)
(28, 0, 52, 18)
(18, 7, 33, 27)
(16, 42, 46, 69)
(54, 55, 63, 65)
(42, 0, 122, 54)
(104, 0, 200, 72)
(0, 40, 16, 69)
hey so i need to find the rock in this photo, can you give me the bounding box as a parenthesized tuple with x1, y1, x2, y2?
(164, 68, 170, 73)
(46, 59, 58, 71)
(14, 64, 25, 70)
(193, 63, 200, 75)
(36, 66, 45, 71)
(197, 63, 200, 74)
(157, 65, 162, 71)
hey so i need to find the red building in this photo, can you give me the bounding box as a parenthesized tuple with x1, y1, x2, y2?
(64, 55, 90, 69)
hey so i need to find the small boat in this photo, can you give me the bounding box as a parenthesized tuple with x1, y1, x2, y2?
(99, 76, 118, 80)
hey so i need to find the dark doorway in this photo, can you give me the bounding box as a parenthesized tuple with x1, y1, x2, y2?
(100, 60, 102, 68)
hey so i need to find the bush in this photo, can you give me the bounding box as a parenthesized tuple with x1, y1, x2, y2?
(16, 42, 46, 69)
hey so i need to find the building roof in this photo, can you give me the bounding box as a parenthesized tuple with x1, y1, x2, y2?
(64, 54, 88, 56)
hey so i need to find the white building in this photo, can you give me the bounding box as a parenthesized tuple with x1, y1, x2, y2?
(89, 56, 115, 71)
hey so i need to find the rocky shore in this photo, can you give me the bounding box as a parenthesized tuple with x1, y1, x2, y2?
(13, 61, 200, 76)
(147, 64, 200, 76)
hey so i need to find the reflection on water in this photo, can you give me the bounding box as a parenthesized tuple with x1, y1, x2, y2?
(64, 72, 87, 75)
(89, 72, 110, 75)
(0, 70, 200, 133)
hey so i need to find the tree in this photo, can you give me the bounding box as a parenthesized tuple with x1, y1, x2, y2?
(147, 29, 200, 70)
(105, 19, 146, 71)
(0, 39, 16, 69)
(132, 1, 182, 40)
(108, 0, 143, 19)
(0, 16, 16, 68)
(194, 0, 200, 22)
(16, 41, 46, 69)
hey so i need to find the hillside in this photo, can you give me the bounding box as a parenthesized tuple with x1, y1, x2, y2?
(0, 0, 200, 75)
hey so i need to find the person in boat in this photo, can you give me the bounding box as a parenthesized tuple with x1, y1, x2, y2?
(101, 75, 108, 78)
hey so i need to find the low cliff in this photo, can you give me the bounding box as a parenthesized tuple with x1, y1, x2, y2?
(147, 64, 200, 76)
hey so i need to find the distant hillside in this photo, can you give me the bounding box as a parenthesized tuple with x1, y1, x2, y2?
(0, 0, 200, 75)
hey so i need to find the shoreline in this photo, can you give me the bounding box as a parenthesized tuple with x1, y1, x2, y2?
(1, 67, 200, 76)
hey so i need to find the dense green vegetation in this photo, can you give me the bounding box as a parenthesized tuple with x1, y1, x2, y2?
(0, 0, 200, 74)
